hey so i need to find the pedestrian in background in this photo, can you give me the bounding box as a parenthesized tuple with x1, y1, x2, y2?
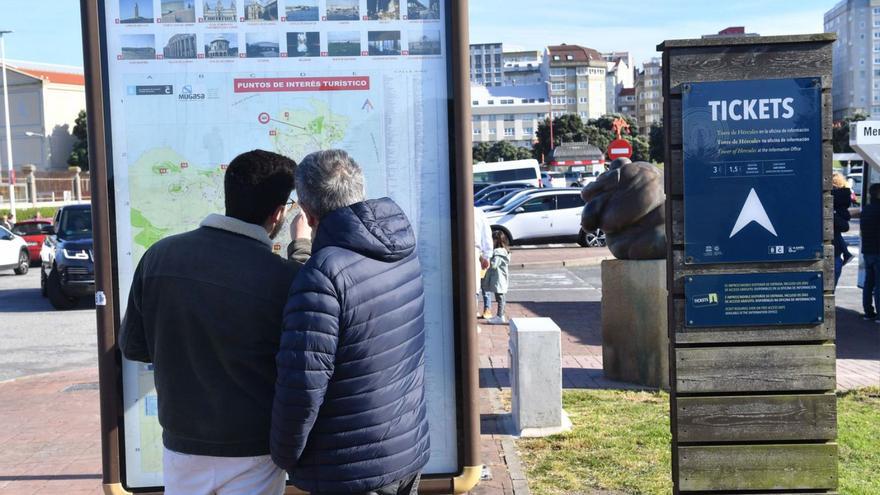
(859, 183, 880, 320)
(0, 215, 11, 231)
(483, 229, 511, 324)
(832, 172, 854, 287)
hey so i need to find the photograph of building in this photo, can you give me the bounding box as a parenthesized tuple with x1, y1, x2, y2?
(203, 0, 237, 22)
(160, 0, 195, 22)
(204, 33, 238, 57)
(368, 31, 401, 56)
(326, 0, 359, 20)
(244, 0, 278, 21)
(287, 32, 320, 57)
(367, 0, 399, 20)
(407, 0, 439, 20)
(408, 30, 441, 55)
(163, 33, 198, 59)
(285, 1, 318, 21)
(245, 32, 279, 57)
(120, 0, 154, 23)
(120, 34, 156, 60)
(327, 31, 360, 56)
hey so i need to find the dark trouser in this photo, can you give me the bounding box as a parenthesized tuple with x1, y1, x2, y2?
(326, 472, 421, 495)
(863, 254, 880, 316)
(833, 231, 851, 287)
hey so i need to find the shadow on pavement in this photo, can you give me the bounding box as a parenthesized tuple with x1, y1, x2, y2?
(835, 306, 880, 360)
(510, 301, 602, 348)
(0, 286, 95, 313)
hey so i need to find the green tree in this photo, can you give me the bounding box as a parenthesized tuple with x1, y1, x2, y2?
(833, 112, 869, 153)
(472, 142, 492, 163)
(67, 110, 89, 171)
(628, 134, 650, 162)
(649, 124, 664, 163)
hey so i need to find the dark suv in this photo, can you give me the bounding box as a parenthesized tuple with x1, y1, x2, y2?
(41, 204, 94, 310)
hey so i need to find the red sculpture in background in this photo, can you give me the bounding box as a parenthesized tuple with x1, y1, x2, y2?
(611, 117, 631, 140)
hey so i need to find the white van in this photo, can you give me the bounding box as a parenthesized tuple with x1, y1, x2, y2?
(473, 159, 541, 191)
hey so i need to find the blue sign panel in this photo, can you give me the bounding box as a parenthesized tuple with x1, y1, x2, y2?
(683, 78, 823, 264)
(684, 272, 824, 327)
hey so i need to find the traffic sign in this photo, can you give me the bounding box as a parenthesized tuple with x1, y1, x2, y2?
(607, 138, 632, 160)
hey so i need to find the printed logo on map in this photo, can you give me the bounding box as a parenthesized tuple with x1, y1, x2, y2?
(178, 84, 206, 101)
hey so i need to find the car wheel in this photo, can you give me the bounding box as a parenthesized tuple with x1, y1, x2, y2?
(13, 250, 29, 275)
(584, 228, 607, 248)
(40, 268, 48, 297)
(47, 267, 78, 310)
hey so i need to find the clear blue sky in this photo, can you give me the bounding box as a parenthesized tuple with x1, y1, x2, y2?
(0, 0, 833, 68)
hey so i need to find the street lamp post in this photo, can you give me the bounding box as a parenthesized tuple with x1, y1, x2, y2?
(544, 81, 554, 152)
(0, 30, 15, 221)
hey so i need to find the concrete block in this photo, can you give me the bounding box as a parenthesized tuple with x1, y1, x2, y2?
(509, 317, 571, 437)
(601, 259, 669, 390)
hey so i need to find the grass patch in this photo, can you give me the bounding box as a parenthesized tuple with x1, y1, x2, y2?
(0, 206, 59, 222)
(518, 388, 880, 495)
(519, 389, 671, 494)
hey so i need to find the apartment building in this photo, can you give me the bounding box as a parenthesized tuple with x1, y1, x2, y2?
(502, 50, 543, 86)
(616, 87, 637, 120)
(824, 0, 880, 119)
(470, 84, 549, 148)
(604, 54, 634, 116)
(635, 57, 663, 133)
(469, 42, 504, 86)
(542, 44, 607, 120)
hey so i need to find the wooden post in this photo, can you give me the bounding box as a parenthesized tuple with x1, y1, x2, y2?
(659, 34, 838, 494)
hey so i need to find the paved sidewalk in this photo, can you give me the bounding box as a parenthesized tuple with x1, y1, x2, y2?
(510, 246, 612, 269)
(0, 368, 101, 495)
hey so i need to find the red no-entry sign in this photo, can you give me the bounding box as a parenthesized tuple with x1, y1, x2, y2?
(607, 138, 632, 160)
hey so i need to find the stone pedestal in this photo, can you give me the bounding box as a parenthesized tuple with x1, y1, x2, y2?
(509, 317, 572, 437)
(601, 259, 669, 390)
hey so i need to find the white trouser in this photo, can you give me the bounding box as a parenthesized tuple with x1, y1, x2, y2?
(163, 447, 286, 495)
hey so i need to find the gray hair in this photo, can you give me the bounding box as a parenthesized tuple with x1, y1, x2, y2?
(296, 149, 365, 220)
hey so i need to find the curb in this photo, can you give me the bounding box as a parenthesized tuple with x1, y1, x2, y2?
(512, 256, 612, 270)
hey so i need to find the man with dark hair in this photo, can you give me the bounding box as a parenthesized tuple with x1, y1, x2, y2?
(860, 182, 880, 320)
(271, 149, 430, 494)
(119, 149, 311, 494)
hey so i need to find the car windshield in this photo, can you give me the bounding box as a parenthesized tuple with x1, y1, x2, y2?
(58, 209, 93, 239)
(12, 223, 46, 236)
(500, 194, 541, 213)
(492, 190, 525, 206)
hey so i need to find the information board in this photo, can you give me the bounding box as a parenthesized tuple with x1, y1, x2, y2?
(94, 0, 458, 489)
(684, 271, 824, 327)
(682, 78, 823, 264)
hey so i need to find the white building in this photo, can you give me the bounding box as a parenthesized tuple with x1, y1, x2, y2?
(542, 44, 607, 120)
(824, 0, 880, 119)
(0, 61, 86, 171)
(471, 84, 549, 148)
(635, 57, 663, 133)
(604, 54, 634, 117)
(502, 50, 543, 86)
(469, 42, 504, 87)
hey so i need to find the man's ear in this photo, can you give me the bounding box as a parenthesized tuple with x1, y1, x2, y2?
(301, 205, 318, 228)
(267, 204, 286, 228)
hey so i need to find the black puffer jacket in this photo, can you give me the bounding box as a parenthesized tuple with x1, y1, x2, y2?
(271, 198, 430, 493)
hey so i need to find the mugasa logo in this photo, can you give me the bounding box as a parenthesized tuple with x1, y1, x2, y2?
(178, 84, 206, 101)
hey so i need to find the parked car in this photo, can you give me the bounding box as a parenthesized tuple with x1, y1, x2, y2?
(41, 204, 94, 310)
(474, 182, 535, 206)
(480, 188, 543, 213)
(485, 188, 586, 244)
(12, 219, 52, 264)
(0, 225, 30, 275)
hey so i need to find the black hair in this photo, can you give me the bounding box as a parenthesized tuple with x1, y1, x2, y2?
(224, 150, 296, 225)
(870, 183, 880, 201)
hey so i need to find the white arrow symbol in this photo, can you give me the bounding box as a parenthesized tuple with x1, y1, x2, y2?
(729, 188, 777, 238)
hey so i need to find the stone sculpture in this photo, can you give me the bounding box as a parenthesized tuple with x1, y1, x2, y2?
(581, 157, 666, 259)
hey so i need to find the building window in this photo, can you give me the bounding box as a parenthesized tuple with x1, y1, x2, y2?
(566, 55, 574, 60)
(551, 82, 565, 91)
(577, 67, 588, 75)
(504, 128, 515, 136)
(489, 127, 496, 134)
(579, 111, 588, 119)
(472, 100, 479, 105)
(523, 127, 533, 135)
(473, 127, 480, 135)
(578, 81, 588, 89)
(553, 55, 560, 61)
(550, 68, 565, 76)
(568, 97, 576, 104)
(579, 97, 588, 103)
(488, 100, 495, 105)
(504, 114, 515, 121)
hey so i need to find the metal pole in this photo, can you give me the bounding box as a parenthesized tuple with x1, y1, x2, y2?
(0, 31, 16, 221)
(545, 81, 554, 151)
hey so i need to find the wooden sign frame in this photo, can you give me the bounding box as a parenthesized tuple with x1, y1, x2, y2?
(660, 34, 839, 494)
(79, 0, 480, 493)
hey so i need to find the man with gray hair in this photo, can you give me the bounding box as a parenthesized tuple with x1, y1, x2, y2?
(271, 150, 430, 494)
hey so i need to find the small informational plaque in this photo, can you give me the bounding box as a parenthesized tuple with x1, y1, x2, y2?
(685, 271, 824, 327)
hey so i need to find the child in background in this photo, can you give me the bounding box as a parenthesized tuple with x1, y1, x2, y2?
(482, 230, 511, 324)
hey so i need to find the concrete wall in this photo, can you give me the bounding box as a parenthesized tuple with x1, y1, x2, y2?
(0, 70, 43, 171)
(42, 83, 86, 170)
